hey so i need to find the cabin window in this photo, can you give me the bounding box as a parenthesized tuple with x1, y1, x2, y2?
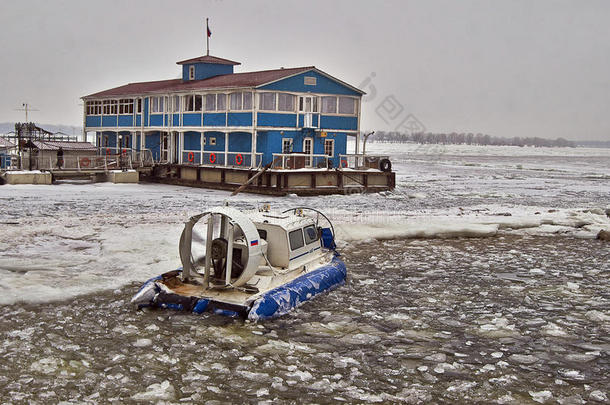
(282, 138, 293, 153)
(118, 99, 134, 115)
(243, 92, 252, 109)
(303, 225, 319, 244)
(151, 96, 164, 113)
(304, 76, 317, 86)
(259, 93, 276, 111)
(230, 92, 243, 110)
(184, 95, 202, 112)
(338, 97, 356, 115)
(209, 137, 216, 146)
(324, 139, 334, 157)
(137, 99, 142, 114)
(289, 229, 304, 250)
(278, 93, 295, 112)
(171, 96, 180, 112)
(217, 94, 227, 111)
(86, 100, 102, 115)
(204, 94, 216, 111)
(103, 100, 118, 115)
(257, 229, 267, 240)
(321, 96, 337, 114)
(189, 65, 195, 80)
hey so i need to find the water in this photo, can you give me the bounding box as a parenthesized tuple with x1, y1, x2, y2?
(1, 144, 609, 403)
(0, 235, 608, 403)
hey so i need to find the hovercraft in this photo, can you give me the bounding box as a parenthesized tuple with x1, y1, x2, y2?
(131, 206, 346, 321)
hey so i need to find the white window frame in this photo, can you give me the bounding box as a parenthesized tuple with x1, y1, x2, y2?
(118, 99, 134, 115)
(337, 96, 358, 116)
(204, 94, 216, 111)
(259, 92, 277, 111)
(282, 138, 293, 153)
(217, 94, 227, 111)
(229, 92, 243, 111)
(321, 96, 337, 114)
(304, 76, 317, 86)
(324, 139, 335, 157)
(278, 93, 296, 112)
(150, 96, 164, 113)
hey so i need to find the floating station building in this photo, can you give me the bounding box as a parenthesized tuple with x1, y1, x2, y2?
(80, 31, 394, 195)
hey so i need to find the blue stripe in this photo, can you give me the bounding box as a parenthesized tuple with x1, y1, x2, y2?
(290, 246, 320, 261)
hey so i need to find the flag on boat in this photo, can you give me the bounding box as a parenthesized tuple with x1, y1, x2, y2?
(250, 240, 258, 246)
(207, 23, 212, 37)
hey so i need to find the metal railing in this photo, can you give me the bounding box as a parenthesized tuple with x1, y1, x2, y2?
(29, 154, 128, 171)
(272, 153, 332, 170)
(98, 147, 154, 167)
(339, 154, 390, 170)
(187, 151, 263, 168)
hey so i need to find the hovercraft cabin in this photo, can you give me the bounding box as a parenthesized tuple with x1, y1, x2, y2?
(81, 54, 395, 195)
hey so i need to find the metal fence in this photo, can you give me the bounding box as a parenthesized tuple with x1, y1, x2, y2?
(272, 153, 332, 170)
(339, 154, 390, 170)
(186, 151, 263, 168)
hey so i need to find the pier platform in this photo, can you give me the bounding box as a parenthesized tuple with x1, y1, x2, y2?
(141, 164, 395, 196)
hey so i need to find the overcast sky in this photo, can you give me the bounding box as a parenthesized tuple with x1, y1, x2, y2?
(1, 0, 609, 140)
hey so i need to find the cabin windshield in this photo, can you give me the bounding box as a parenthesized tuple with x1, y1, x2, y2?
(303, 225, 319, 244)
(289, 229, 304, 250)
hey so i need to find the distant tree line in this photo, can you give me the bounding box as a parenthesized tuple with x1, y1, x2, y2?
(368, 131, 576, 147)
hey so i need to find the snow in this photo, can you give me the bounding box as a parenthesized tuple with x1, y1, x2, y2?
(0, 143, 608, 307)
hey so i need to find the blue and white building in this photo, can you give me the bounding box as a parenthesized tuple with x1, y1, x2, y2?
(82, 55, 364, 169)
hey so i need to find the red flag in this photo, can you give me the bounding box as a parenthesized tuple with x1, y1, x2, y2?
(207, 26, 212, 37)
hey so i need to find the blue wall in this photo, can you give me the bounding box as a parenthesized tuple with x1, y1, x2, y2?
(257, 113, 296, 127)
(102, 116, 117, 127)
(182, 63, 234, 81)
(228, 132, 252, 152)
(150, 114, 163, 126)
(227, 112, 252, 126)
(183, 113, 202, 127)
(203, 113, 226, 126)
(86, 116, 101, 127)
(255, 130, 347, 166)
(183, 131, 200, 150)
(118, 115, 133, 127)
(145, 132, 161, 161)
(320, 116, 358, 131)
(258, 70, 362, 96)
(203, 132, 225, 152)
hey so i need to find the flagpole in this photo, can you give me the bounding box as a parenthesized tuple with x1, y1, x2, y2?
(206, 18, 210, 55)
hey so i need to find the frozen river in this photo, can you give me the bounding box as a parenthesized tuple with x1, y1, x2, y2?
(1, 144, 609, 403)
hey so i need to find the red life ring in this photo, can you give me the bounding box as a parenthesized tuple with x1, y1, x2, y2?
(188, 151, 194, 162)
(341, 159, 348, 168)
(235, 153, 243, 165)
(80, 157, 91, 168)
(209, 153, 216, 163)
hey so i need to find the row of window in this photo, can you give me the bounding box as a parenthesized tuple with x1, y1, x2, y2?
(288, 225, 319, 251)
(87, 93, 358, 115)
(86, 99, 142, 115)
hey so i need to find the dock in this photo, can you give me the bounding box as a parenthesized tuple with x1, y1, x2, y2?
(142, 163, 395, 196)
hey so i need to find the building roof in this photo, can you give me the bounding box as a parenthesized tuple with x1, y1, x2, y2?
(0, 137, 15, 149)
(176, 55, 241, 65)
(30, 140, 96, 151)
(82, 66, 365, 99)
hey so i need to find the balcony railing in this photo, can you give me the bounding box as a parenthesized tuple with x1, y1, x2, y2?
(182, 151, 263, 168)
(339, 154, 390, 170)
(272, 153, 331, 170)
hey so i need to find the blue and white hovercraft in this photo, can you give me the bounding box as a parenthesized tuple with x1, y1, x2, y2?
(131, 206, 346, 321)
